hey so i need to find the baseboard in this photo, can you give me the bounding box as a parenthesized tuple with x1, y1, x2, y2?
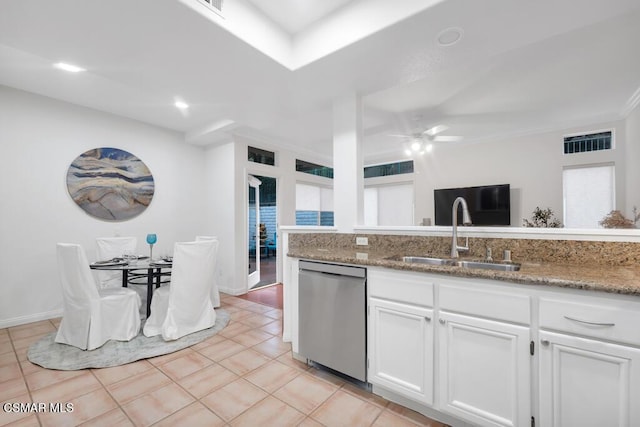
(249, 282, 281, 291)
(291, 351, 306, 363)
(372, 385, 473, 427)
(218, 287, 245, 296)
(0, 309, 63, 329)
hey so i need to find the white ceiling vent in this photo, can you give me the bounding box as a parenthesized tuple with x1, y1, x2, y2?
(197, 0, 224, 15)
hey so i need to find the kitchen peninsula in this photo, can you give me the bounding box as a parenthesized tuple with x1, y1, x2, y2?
(283, 229, 640, 427)
(287, 232, 640, 295)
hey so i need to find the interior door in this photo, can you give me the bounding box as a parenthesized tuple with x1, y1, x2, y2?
(248, 175, 261, 288)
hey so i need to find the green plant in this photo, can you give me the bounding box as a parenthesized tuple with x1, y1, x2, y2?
(522, 207, 562, 228)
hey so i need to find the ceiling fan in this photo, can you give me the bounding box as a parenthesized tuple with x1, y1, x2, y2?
(389, 124, 463, 143)
(388, 124, 463, 155)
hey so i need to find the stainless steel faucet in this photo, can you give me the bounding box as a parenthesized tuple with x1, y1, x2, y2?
(451, 197, 472, 258)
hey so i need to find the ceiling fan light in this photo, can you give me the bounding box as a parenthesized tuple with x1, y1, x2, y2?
(426, 143, 434, 152)
(53, 62, 86, 73)
(404, 148, 412, 156)
(425, 124, 448, 136)
(434, 135, 463, 142)
(411, 141, 422, 151)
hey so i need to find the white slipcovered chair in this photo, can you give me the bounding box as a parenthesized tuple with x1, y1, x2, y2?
(95, 236, 137, 289)
(195, 235, 220, 307)
(55, 243, 141, 350)
(143, 240, 218, 340)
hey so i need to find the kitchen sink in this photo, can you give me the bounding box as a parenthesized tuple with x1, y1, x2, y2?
(401, 256, 521, 271)
(402, 256, 458, 266)
(456, 260, 521, 271)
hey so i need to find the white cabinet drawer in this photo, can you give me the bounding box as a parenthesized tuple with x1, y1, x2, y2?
(368, 268, 434, 307)
(539, 296, 640, 346)
(440, 282, 530, 325)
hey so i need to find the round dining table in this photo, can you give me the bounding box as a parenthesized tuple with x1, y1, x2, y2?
(90, 259, 172, 317)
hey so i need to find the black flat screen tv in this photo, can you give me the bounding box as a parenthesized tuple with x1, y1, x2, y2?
(434, 184, 510, 226)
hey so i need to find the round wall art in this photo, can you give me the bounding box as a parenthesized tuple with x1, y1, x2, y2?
(66, 147, 155, 221)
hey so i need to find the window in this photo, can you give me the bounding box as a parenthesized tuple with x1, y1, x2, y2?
(563, 131, 612, 154)
(196, 0, 223, 13)
(364, 160, 414, 178)
(248, 146, 275, 166)
(296, 159, 334, 178)
(563, 164, 614, 228)
(295, 183, 334, 226)
(364, 183, 414, 226)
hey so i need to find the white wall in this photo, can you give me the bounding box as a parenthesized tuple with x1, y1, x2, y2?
(211, 134, 334, 295)
(333, 94, 363, 232)
(206, 135, 304, 295)
(0, 86, 208, 327)
(203, 142, 238, 296)
(625, 104, 640, 218)
(411, 120, 626, 227)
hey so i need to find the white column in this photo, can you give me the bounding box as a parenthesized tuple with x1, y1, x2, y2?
(333, 94, 363, 232)
(625, 104, 640, 218)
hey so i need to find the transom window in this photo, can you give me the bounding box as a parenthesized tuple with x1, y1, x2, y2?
(563, 131, 612, 154)
(296, 159, 334, 178)
(364, 160, 414, 178)
(248, 146, 275, 166)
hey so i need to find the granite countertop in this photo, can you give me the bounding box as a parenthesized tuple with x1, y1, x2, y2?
(288, 247, 640, 297)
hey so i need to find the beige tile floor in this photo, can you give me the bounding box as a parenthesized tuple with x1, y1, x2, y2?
(0, 294, 448, 427)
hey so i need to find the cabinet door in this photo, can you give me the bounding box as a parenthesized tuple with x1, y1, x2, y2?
(438, 312, 531, 427)
(368, 297, 434, 405)
(539, 330, 640, 427)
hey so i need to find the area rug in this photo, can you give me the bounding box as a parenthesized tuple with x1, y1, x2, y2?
(27, 309, 229, 370)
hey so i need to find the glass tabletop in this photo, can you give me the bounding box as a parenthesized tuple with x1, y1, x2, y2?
(90, 259, 172, 270)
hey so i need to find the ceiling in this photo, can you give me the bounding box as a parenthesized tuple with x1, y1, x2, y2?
(245, 0, 355, 35)
(0, 0, 639, 162)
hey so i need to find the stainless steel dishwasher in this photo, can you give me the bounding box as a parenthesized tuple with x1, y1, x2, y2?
(298, 260, 367, 382)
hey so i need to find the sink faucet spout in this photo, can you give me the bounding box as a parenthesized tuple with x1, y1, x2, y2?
(451, 197, 472, 258)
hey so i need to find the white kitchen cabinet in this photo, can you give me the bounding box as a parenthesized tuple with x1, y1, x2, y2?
(539, 331, 640, 427)
(538, 293, 640, 427)
(438, 311, 531, 427)
(358, 266, 640, 427)
(368, 297, 434, 405)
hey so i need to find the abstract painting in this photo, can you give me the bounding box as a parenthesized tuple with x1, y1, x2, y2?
(66, 147, 155, 221)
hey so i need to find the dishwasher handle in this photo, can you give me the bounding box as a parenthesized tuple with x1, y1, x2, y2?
(301, 269, 346, 278)
(299, 260, 366, 278)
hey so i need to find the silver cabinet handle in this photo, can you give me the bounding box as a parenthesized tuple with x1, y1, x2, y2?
(564, 315, 615, 327)
(424, 316, 431, 322)
(541, 339, 550, 346)
(439, 319, 446, 325)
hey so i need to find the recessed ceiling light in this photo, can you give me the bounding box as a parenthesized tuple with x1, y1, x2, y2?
(437, 27, 463, 47)
(53, 62, 86, 73)
(174, 101, 189, 110)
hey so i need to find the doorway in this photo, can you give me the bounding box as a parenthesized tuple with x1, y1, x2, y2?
(247, 176, 261, 289)
(247, 174, 277, 290)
